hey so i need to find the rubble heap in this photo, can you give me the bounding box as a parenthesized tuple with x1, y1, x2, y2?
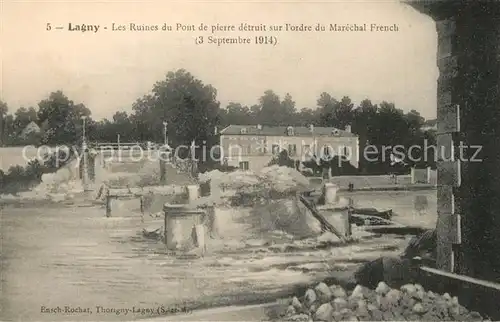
(281, 281, 487, 321)
(199, 165, 308, 193)
(199, 169, 259, 191)
(198, 166, 310, 207)
(259, 165, 310, 194)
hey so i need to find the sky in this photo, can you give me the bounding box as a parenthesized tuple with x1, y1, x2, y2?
(0, 0, 438, 121)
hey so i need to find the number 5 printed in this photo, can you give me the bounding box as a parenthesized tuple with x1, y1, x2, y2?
(46, 23, 51, 31)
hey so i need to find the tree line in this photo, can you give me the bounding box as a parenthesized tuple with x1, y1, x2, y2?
(0, 68, 437, 173)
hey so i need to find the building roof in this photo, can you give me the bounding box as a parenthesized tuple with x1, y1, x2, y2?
(20, 121, 41, 137)
(421, 124, 437, 131)
(219, 124, 357, 138)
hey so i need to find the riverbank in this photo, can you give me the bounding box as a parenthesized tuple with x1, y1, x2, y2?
(338, 184, 436, 192)
(145, 270, 358, 321)
(330, 174, 437, 192)
(142, 270, 355, 321)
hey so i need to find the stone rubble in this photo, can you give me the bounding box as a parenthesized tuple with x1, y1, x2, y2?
(281, 281, 489, 321)
(198, 165, 310, 205)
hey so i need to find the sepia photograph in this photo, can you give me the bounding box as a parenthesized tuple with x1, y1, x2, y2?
(1, 0, 499, 321)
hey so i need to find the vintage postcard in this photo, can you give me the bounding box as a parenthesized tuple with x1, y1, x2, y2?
(1, 0, 499, 321)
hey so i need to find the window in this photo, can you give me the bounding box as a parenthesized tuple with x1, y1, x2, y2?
(288, 144, 297, 156)
(254, 139, 265, 154)
(246, 145, 252, 155)
(239, 161, 249, 170)
(228, 144, 242, 156)
(323, 146, 331, 156)
(287, 126, 294, 136)
(272, 144, 280, 154)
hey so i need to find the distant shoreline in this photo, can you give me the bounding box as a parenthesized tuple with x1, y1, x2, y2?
(338, 184, 436, 192)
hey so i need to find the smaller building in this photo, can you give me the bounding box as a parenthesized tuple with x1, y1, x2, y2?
(219, 124, 359, 172)
(421, 119, 437, 132)
(421, 124, 437, 132)
(19, 121, 41, 138)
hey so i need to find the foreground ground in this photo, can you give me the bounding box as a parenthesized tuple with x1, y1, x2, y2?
(0, 190, 435, 321)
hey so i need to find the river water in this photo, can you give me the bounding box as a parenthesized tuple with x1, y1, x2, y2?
(0, 190, 435, 321)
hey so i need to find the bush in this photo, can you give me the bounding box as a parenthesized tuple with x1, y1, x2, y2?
(301, 156, 360, 176)
(268, 150, 297, 168)
(3, 132, 42, 147)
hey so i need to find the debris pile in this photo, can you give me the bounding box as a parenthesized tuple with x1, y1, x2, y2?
(102, 160, 162, 188)
(198, 166, 310, 207)
(194, 166, 353, 240)
(281, 281, 487, 321)
(199, 166, 309, 193)
(1, 164, 83, 202)
(249, 198, 323, 239)
(198, 169, 260, 192)
(260, 165, 310, 194)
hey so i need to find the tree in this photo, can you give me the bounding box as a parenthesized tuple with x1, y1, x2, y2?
(376, 101, 407, 147)
(2, 115, 15, 144)
(297, 107, 321, 126)
(37, 91, 92, 145)
(90, 111, 135, 143)
(423, 118, 437, 128)
(258, 90, 282, 125)
(353, 99, 378, 139)
(0, 101, 7, 116)
(352, 99, 378, 173)
(0, 101, 8, 145)
(268, 149, 295, 168)
(111, 111, 135, 142)
(220, 93, 299, 127)
(317, 92, 339, 127)
(406, 109, 425, 135)
(133, 69, 221, 148)
(13, 106, 38, 133)
(131, 94, 156, 141)
(249, 104, 261, 121)
(220, 102, 253, 126)
(336, 96, 354, 129)
(280, 93, 297, 125)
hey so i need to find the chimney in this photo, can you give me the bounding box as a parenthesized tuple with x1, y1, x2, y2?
(345, 125, 351, 133)
(309, 124, 314, 132)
